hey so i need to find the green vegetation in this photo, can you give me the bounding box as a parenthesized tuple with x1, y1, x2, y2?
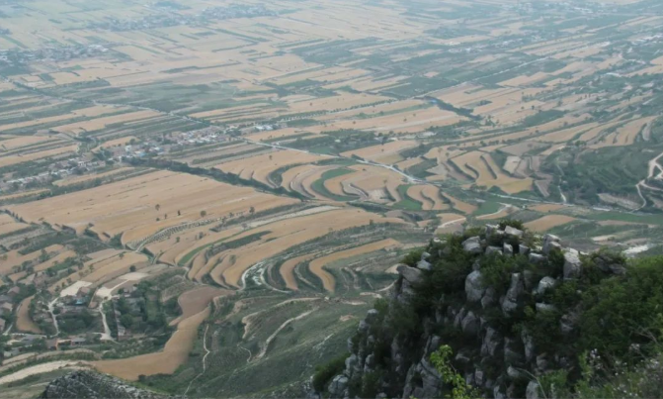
(317, 220, 663, 398)
(472, 201, 502, 217)
(312, 353, 349, 392)
(310, 168, 356, 201)
(393, 185, 423, 211)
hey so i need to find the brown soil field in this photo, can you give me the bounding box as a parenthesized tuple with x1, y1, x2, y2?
(0, 213, 28, 235)
(170, 286, 231, 326)
(313, 107, 463, 134)
(406, 186, 449, 211)
(34, 250, 77, 272)
(0, 189, 49, 201)
(5, 170, 296, 245)
(16, 296, 42, 334)
(341, 140, 417, 163)
(308, 239, 400, 292)
(0, 245, 63, 275)
(338, 165, 405, 203)
(316, 100, 419, 122)
(0, 135, 57, 151)
(49, 252, 148, 293)
(450, 151, 532, 194)
(477, 206, 516, 220)
(53, 167, 135, 187)
(52, 111, 161, 135)
(280, 254, 315, 291)
(441, 193, 477, 214)
(93, 306, 211, 381)
(248, 128, 315, 142)
(529, 204, 566, 213)
(282, 165, 336, 200)
(0, 145, 78, 168)
(591, 116, 656, 149)
(207, 209, 405, 287)
(524, 215, 577, 232)
(286, 92, 389, 114)
(215, 149, 329, 187)
(436, 213, 467, 227)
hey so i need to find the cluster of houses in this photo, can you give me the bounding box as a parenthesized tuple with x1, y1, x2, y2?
(0, 156, 105, 192)
(0, 44, 109, 68)
(0, 287, 21, 333)
(89, 4, 275, 32)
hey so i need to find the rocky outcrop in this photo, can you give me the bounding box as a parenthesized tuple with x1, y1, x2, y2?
(39, 371, 181, 399)
(323, 223, 629, 399)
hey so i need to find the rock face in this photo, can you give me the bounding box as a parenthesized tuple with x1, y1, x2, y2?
(39, 371, 180, 399)
(323, 224, 629, 399)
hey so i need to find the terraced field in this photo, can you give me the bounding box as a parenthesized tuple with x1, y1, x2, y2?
(3, 0, 663, 396)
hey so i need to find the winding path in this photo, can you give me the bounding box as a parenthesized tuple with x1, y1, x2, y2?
(636, 150, 663, 210)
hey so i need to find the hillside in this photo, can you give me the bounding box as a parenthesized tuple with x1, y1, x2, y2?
(314, 222, 663, 398)
(38, 371, 180, 399)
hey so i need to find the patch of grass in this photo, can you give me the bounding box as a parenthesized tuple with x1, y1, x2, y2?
(393, 185, 423, 211)
(472, 201, 502, 217)
(310, 168, 357, 201)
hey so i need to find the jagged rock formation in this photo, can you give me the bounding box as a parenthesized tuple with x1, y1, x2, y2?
(39, 371, 182, 399)
(324, 223, 629, 399)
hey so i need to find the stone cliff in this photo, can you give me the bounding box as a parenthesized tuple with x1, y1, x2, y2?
(322, 222, 629, 399)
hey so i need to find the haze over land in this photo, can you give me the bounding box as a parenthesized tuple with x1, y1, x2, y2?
(1, 0, 663, 397)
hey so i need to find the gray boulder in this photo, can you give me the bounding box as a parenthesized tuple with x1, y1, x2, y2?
(526, 381, 540, 399)
(535, 303, 557, 313)
(536, 353, 551, 372)
(486, 224, 498, 236)
(522, 329, 535, 362)
(501, 273, 524, 316)
(503, 243, 513, 256)
(462, 236, 482, 254)
(493, 385, 507, 399)
(397, 264, 423, 284)
(505, 226, 523, 238)
(465, 270, 485, 302)
(481, 327, 503, 357)
(507, 366, 523, 379)
(486, 246, 503, 256)
(417, 259, 432, 271)
(536, 276, 557, 295)
(529, 253, 545, 264)
(563, 249, 582, 280)
(504, 337, 524, 365)
(543, 234, 561, 254)
(594, 254, 626, 275)
(519, 244, 531, 255)
(561, 311, 580, 335)
(365, 309, 379, 323)
(328, 375, 348, 398)
(461, 311, 480, 336)
(481, 287, 497, 309)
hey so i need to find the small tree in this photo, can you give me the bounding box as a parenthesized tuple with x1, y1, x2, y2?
(430, 346, 481, 399)
(200, 210, 207, 218)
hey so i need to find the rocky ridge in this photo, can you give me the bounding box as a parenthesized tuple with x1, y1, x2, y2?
(39, 371, 182, 399)
(324, 223, 628, 399)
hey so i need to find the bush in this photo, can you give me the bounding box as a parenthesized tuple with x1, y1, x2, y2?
(312, 353, 349, 392)
(579, 256, 663, 363)
(480, 254, 529, 296)
(402, 249, 424, 267)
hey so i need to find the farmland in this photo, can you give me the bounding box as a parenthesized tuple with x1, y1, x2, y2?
(2, 0, 663, 396)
